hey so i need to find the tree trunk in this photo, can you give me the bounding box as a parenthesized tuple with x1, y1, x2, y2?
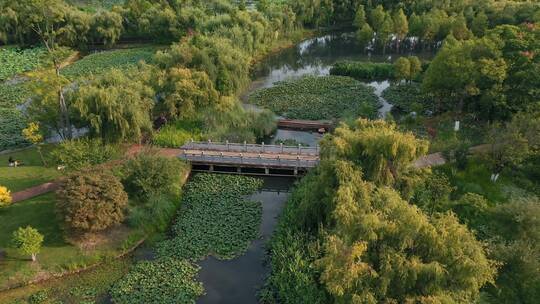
(37, 146, 47, 166)
(31, 253, 36, 262)
(58, 89, 72, 140)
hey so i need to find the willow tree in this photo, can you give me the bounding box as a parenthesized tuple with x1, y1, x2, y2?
(155, 67, 220, 119)
(71, 69, 154, 143)
(322, 119, 428, 186)
(316, 161, 496, 303)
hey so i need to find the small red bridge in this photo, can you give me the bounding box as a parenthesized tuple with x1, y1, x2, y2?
(277, 119, 333, 132)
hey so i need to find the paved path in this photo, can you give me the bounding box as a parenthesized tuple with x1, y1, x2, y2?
(11, 182, 59, 203)
(11, 144, 469, 203)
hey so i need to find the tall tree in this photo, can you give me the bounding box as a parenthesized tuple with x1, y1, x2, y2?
(422, 37, 476, 115)
(393, 57, 411, 83)
(393, 8, 409, 52)
(71, 68, 154, 143)
(369, 5, 386, 34)
(354, 4, 367, 29)
(408, 56, 422, 81)
(356, 23, 374, 50)
(155, 67, 220, 119)
(486, 111, 540, 181)
(378, 13, 394, 54)
(322, 119, 428, 186)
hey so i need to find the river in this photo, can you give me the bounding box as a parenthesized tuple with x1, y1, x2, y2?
(196, 32, 431, 303)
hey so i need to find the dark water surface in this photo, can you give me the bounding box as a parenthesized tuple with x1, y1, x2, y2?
(197, 177, 294, 304)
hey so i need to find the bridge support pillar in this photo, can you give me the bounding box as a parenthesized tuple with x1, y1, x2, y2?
(209, 164, 214, 172)
(237, 167, 242, 174)
(294, 168, 298, 176)
(265, 168, 269, 175)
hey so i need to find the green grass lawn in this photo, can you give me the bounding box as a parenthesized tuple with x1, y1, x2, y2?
(0, 146, 61, 192)
(0, 193, 88, 289)
(0, 192, 140, 291)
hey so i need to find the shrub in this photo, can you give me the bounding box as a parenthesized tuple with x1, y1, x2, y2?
(110, 258, 204, 304)
(0, 185, 12, 208)
(50, 138, 120, 171)
(248, 109, 277, 140)
(56, 170, 128, 233)
(330, 61, 394, 80)
(121, 152, 188, 200)
(127, 194, 178, 232)
(12, 226, 44, 262)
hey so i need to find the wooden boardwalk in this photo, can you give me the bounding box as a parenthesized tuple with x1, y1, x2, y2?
(179, 141, 320, 176)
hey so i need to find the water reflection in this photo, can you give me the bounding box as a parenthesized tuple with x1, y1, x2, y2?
(245, 32, 430, 122)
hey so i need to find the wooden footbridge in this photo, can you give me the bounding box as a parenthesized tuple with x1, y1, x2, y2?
(277, 119, 333, 132)
(178, 140, 320, 176)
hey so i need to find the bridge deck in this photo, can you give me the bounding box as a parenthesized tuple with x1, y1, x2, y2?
(182, 141, 319, 156)
(179, 141, 320, 170)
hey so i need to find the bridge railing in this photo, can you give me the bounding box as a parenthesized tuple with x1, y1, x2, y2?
(182, 140, 319, 156)
(179, 150, 319, 168)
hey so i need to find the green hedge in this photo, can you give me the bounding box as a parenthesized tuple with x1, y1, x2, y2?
(330, 61, 395, 80)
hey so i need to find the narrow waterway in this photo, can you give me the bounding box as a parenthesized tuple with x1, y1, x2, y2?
(196, 32, 430, 303)
(197, 177, 293, 304)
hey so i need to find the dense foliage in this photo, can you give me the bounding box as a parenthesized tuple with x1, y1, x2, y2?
(71, 68, 154, 143)
(110, 258, 204, 304)
(265, 119, 495, 303)
(248, 76, 380, 120)
(56, 169, 128, 233)
(157, 173, 263, 260)
(50, 138, 120, 171)
(121, 152, 188, 200)
(0, 83, 30, 108)
(11, 226, 44, 262)
(423, 25, 539, 120)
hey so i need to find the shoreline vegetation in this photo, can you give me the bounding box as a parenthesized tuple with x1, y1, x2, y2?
(0, 0, 539, 303)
